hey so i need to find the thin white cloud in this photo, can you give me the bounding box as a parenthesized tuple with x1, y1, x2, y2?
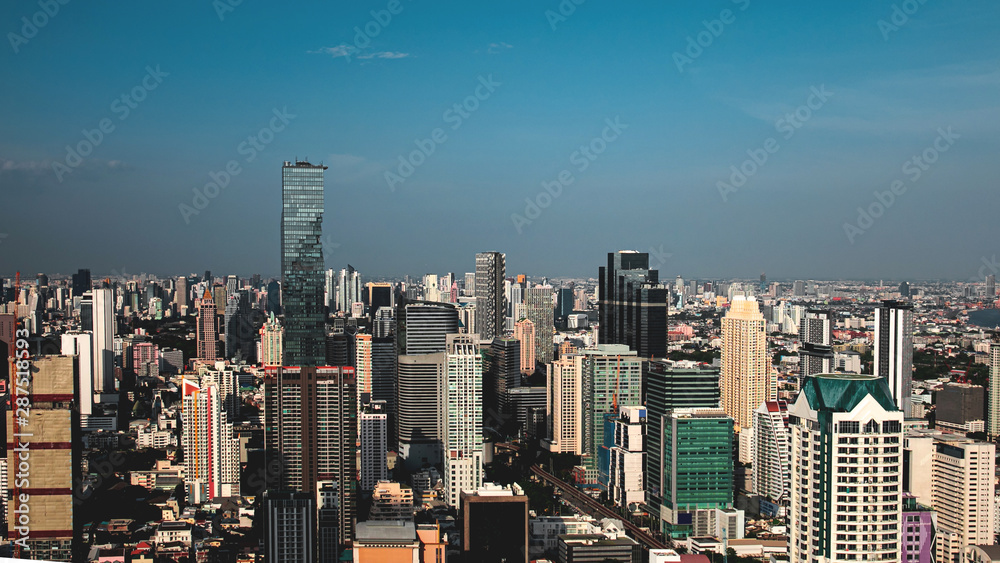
(358, 51, 410, 60)
(309, 45, 356, 59)
(309, 45, 409, 60)
(487, 42, 513, 54)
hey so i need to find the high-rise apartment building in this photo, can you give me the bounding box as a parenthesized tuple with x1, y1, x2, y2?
(608, 406, 646, 509)
(721, 296, 771, 446)
(543, 355, 583, 454)
(174, 276, 188, 314)
(525, 286, 554, 366)
(581, 345, 642, 482)
(444, 334, 483, 508)
(513, 318, 536, 374)
(752, 400, 790, 512)
(360, 402, 389, 494)
(60, 332, 94, 417)
(264, 365, 356, 547)
(355, 333, 372, 428)
(788, 374, 903, 563)
(799, 309, 834, 378)
(930, 437, 994, 563)
(990, 342, 1000, 437)
(5, 355, 80, 561)
(197, 289, 218, 361)
(259, 312, 283, 367)
(874, 300, 914, 417)
(92, 287, 115, 394)
(336, 266, 362, 315)
(264, 491, 315, 563)
(598, 251, 668, 358)
(475, 252, 505, 342)
(181, 373, 240, 504)
(281, 160, 328, 367)
(645, 361, 721, 519)
(987, 274, 996, 298)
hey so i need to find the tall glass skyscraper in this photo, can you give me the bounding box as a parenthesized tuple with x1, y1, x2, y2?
(281, 160, 328, 367)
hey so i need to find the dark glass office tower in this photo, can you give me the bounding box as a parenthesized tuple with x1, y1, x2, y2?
(474, 252, 505, 342)
(644, 360, 721, 519)
(72, 268, 91, 297)
(281, 160, 328, 367)
(598, 251, 668, 358)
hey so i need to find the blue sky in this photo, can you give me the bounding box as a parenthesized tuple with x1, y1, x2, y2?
(2, 0, 999, 281)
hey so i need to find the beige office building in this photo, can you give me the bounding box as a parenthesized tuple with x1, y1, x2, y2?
(543, 355, 583, 454)
(720, 296, 772, 433)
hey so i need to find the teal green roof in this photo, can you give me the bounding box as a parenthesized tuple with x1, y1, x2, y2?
(801, 374, 898, 413)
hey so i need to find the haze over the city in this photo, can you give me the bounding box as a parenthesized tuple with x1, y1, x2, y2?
(2, 1, 999, 279)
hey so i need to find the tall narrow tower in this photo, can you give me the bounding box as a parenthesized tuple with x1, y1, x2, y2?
(197, 289, 218, 361)
(474, 252, 505, 342)
(281, 160, 328, 367)
(720, 296, 771, 433)
(444, 334, 483, 507)
(874, 300, 913, 417)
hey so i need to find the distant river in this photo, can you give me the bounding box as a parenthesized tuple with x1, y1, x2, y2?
(968, 309, 1000, 328)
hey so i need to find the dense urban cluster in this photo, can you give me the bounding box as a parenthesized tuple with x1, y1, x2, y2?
(3, 161, 1000, 563)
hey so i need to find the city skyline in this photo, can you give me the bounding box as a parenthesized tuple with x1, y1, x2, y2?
(2, 3, 1000, 280)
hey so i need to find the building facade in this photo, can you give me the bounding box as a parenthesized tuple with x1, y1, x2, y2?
(721, 296, 771, 451)
(788, 374, 903, 563)
(281, 160, 328, 366)
(874, 300, 914, 417)
(475, 252, 506, 342)
(444, 334, 484, 508)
